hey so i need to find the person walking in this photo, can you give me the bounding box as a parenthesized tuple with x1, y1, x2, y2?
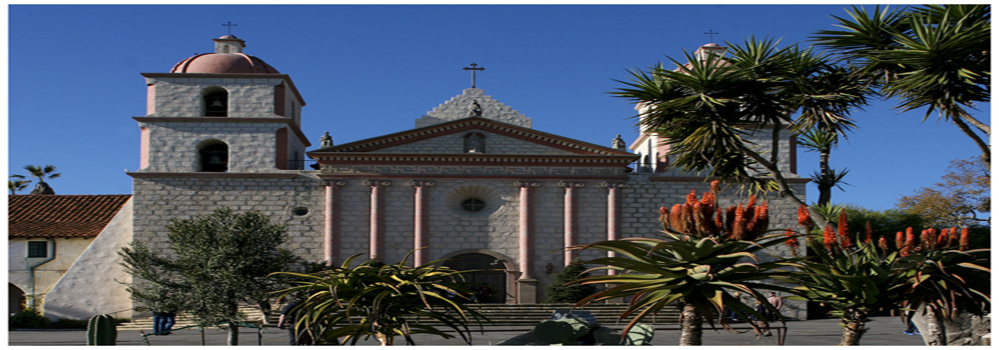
(151, 310, 166, 335)
(751, 300, 773, 337)
(277, 299, 313, 345)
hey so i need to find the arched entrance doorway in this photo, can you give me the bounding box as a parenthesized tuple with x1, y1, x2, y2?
(442, 253, 508, 304)
(9, 284, 26, 315)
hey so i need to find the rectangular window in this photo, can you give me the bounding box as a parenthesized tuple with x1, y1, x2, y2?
(27, 241, 48, 258)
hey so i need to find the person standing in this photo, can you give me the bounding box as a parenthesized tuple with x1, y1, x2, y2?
(162, 309, 176, 335)
(751, 300, 773, 337)
(767, 292, 783, 321)
(151, 311, 166, 335)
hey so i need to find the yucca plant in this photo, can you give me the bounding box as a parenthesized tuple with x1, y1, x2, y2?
(894, 227, 990, 345)
(572, 182, 795, 345)
(273, 252, 487, 345)
(780, 208, 908, 345)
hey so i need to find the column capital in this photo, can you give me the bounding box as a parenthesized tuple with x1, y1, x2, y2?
(409, 180, 436, 187)
(558, 181, 585, 188)
(365, 180, 392, 187)
(600, 181, 627, 189)
(513, 180, 540, 188)
(321, 180, 347, 187)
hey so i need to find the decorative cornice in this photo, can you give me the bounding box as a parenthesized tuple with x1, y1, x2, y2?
(311, 117, 633, 156)
(312, 154, 637, 167)
(647, 176, 811, 184)
(319, 174, 628, 181)
(127, 172, 299, 179)
(132, 116, 311, 147)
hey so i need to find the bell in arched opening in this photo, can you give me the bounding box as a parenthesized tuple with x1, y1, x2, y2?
(204, 91, 229, 117)
(199, 142, 229, 172)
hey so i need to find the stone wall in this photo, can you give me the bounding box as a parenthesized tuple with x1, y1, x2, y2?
(131, 174, 326, 262)
(145, 76, 286, 118)
(137, 121, 289, 172)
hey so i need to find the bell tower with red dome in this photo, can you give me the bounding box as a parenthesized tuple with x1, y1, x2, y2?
(134, 35, 309, 173)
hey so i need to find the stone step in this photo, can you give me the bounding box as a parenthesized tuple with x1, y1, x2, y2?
(118, 304, 680, 329)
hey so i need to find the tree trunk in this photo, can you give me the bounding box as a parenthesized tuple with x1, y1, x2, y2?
(227, 322, 239, 346)
(678, 303, 703, 346)
(838, 311, 867, 346)
(912, 305, 948, 346)
(816, 149, 832, 206)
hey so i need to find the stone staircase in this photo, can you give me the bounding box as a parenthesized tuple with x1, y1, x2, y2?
(117, 303, 680, 331)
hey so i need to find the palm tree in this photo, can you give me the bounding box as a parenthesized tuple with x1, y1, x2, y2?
(23, 164, 60, 195)
(812, 5, 991, 168)
(572, 183, 794, 345)
(613, 37, 869, 227)
(797, 129, 850, 206)
(9, 175, 31, 194)
(274, 252, 487, 345)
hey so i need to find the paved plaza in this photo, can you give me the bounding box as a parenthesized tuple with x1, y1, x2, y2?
(8, 316, 927, 346)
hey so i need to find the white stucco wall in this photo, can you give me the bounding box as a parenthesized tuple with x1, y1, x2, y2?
(42, 199, 135, 321)
(8, 237, 93, 310)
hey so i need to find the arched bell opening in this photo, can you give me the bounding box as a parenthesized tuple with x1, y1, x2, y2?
(202, 86, 229, 117)
(197, 139, 229, 172)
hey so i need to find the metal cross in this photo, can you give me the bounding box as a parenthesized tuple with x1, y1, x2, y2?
(704, 30, 719, 42)
(463, 63, 485, 88)
(222, 22, 238, 35)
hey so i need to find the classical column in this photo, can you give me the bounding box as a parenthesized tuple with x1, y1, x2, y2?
(514, 180, 540, 304)
(365, 180, 390, 261)
(410, 180, 435, 266)
(322, 180, 345, 265)
(601, 181, 626, 275)
(559, 181, 585, 266)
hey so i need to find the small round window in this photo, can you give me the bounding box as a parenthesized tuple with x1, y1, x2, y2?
(292, 207, 309, 216)
(461, 199, 485, 212)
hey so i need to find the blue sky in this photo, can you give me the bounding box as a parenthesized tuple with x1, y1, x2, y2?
(6, 4, 990, 211)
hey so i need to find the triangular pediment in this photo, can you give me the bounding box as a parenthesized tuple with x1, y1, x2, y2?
(309, 117, 632, 157)
(415, 88, 531, 128)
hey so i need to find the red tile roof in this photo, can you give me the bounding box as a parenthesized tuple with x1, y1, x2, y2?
(8, 195, 131, 239)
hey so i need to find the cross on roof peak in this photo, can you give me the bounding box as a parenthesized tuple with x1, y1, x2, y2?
(704, 30, 719, 42)
(222, 22, 238, 35)
(463, 63, 485, 88)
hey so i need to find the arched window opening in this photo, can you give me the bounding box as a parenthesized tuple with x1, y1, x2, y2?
(198, 140, 229, 172)
(202, 87, 229, 117)
(464, 132, 486, 153)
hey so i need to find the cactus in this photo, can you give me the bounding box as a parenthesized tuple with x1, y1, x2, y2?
(534, 318, 590, 345)
(86, 314, 117, 345)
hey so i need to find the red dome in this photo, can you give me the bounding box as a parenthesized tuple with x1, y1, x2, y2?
(170, 53, 279, 74)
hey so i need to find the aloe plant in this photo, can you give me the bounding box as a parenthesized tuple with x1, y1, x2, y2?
(273, 252, 487, 345)
(572, 182, 794, 345)
(780, 209, 908, 345)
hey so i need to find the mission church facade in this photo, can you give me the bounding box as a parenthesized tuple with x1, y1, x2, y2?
(28, 35, 810, 320)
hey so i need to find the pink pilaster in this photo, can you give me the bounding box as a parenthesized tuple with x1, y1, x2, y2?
(366, 180, 389, 261)
(602, 182, 625, 275)
(517, 181, 535, 279)
(411, 180, 434, 266)
(560, 181, 581, 266)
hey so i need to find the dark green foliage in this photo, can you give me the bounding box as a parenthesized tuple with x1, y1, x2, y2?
(8, 309, 50, 329)
(544, 261, 598, 303)
(49, 318, 89, 329)
(843, 205, 926, 238)
(120, 207, 297, 342)
(86, 314, 117, 345)
(534, 318, 590, 345)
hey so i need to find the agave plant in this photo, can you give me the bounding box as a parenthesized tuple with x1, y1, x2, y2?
(572, 182, 795, 345)
(273, 252, 487, 345)
(780, 208, 908, 345)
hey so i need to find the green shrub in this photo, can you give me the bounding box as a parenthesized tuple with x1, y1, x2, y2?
(544, 261, 598, 304)
(9, 309, 51, 329)
(50, 318, 89, 329)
